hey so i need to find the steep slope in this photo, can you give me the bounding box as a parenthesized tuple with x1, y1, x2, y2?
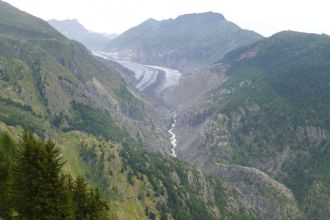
(48, 19, 116, 51)
(177, 31, 330, 219)
(0, 125, 304, 220)
(106, 12, 262, 72)
(0, 1, 62, 39)
(0, 0, 172, 153)
(0, 123, 259, 220)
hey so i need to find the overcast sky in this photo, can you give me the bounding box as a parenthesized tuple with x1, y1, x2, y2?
(4, 0, 330, 36)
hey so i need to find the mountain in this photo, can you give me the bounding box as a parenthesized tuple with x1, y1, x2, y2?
(105, 12, 263, 72)
(0, 1, 172, 154)
(176, 31, 330, 219)
(48, 19, 117, 50)
(0, 1, 304, 219)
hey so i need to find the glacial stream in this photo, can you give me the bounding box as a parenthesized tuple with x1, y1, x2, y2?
(93, 51, 180, 157)
(168, 112, 177, 157)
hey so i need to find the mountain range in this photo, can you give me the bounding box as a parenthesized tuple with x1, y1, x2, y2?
(0, 0, 329, 219)
(0, 1, 299, 219)
(105, 12, 263, 72)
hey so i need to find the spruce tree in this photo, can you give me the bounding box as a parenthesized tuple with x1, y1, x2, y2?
(1, 131, 108, 219)
(72, 175, 90, 220)
(14, 131, 71, 219)
(14, 131, 42, 218)
(43, 140, 73, 219)
(0, 132, 16, 218)
(88, 187, 108, 219)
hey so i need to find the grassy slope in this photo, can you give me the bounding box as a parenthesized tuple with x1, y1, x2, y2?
(0, 121, 262, 220)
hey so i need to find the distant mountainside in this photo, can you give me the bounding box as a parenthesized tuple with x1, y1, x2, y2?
(0, 1, 305, 219)
(176, 31, 330, 219)
(105, 12, 263, 72)
(48, 19, 117, 50)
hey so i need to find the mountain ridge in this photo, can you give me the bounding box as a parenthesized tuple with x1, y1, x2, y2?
(175, 30, 330, 219)
(105, 11, 263, 72)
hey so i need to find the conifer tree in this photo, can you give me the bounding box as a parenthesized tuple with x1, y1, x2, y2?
(72, 175, 90, 220)
(43, 140, 73, 219)
(88, 187, 108, 219)
(14, 131, 71, 219)
(0, 132, 16, 218)
(1, 131, 108, 219)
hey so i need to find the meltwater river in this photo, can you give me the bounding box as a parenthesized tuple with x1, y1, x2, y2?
(168, 112, 177, 157)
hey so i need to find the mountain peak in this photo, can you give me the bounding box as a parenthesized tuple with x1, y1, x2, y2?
(145, 18, 158, 23)
(48, 19, 116, 50)
(48, 19, 85, 31)
(140, 18, 159, 26)
(107, 12, 262, 72)
(176, 11, 225, 21)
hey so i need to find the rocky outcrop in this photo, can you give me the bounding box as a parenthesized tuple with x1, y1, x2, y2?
(206, 163, 304, 220)
(84, 74, 173, 154)
(296, 126, 329, 147)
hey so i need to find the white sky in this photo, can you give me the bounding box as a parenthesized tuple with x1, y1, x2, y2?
(3, 0, 330, 36)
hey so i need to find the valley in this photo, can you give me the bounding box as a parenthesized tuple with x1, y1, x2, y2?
(56, 14, 330, 219)
(92, 30, 330, 220)
(0, 1, 329, 219)
(93, 51, 183, 156)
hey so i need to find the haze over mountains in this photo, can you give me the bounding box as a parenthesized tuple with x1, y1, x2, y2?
(48, 19, 117, 51)
(0, 0, 330, 219)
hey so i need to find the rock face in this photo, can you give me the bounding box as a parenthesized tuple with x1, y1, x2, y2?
(105, 12, 262, 72)
(206, 163, 304, 220)
(48, 19, 117, 51)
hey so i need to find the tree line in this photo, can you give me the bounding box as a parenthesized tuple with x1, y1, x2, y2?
(0, 131, 108, 219)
